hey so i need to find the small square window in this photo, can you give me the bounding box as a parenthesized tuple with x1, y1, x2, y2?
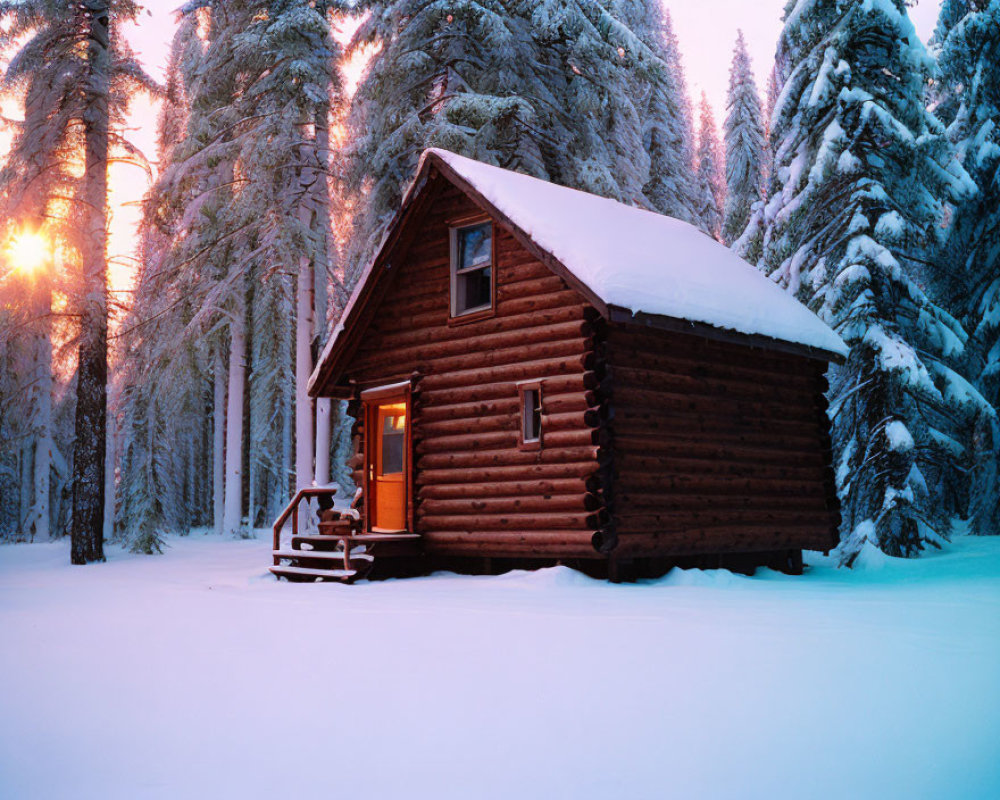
(451, 222, 493, 316)
(519, 384, 542, 448)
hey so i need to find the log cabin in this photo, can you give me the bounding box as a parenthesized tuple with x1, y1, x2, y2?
(272, 148, 849, 583)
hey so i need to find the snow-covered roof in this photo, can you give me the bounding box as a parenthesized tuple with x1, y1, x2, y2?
(310, 149, 846, 394)
(425, 149, 847, 357)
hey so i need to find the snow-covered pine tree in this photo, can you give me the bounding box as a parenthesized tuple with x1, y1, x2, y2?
(722, 31, 764, 246)
(0, 0, 155, 561)
(935, 0, 1000, 534)
(228, 0, 342, 509)
(636, 1, 701, 224)
(657, 9, 697, 184)
(347, 1, 662, 263)
(749, 0, 990, 562)
(694, 93, 724, 240)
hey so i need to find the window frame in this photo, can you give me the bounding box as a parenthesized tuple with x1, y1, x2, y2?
(449, 219, 496, 322)
(518, 381, 543, 451)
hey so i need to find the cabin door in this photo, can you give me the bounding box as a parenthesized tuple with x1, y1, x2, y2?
(366, 394, 409, 532)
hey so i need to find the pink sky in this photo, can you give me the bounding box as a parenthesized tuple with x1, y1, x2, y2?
(9, 0, 946, 288)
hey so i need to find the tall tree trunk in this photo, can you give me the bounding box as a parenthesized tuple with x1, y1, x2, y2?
(295, 247, 314, 493)
(213, 347, 225, 535)
(222, 308, 246, 537)
(71, 0, 111, 564)
(312, 103, 332, 488)
(295, 116, 317, 496)
(31, 277, 52, 541)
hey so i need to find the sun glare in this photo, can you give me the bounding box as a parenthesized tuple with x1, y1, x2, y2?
(7, 230, 49, 275)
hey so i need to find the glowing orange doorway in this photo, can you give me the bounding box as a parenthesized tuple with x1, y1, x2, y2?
(366, 397, 408, 531)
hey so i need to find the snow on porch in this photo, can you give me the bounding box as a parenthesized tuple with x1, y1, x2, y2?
(1, 533, 997, 798)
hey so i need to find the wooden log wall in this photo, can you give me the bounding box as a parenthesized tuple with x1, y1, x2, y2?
(604, 324, 841, 558)
(343, 181, 605, 559)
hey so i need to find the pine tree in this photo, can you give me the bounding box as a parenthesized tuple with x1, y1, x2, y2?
(694, 93, 724, 240)
(935, 0, 1000, 534)
(637, 3, 700, 225)
(722, 31, 764, 246)
(347, 1, 662, 262)
(748, 0, 990, 563)
(0, 0, 155, 561)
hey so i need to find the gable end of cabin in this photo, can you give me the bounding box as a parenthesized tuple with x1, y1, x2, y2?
(325, 173, 610, 566)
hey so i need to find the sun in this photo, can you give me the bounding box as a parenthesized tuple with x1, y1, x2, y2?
(7, 230, 49, 274)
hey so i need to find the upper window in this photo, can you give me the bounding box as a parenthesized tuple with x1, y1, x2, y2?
(451, 222, 493, 317)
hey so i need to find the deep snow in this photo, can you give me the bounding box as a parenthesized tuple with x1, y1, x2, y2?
(1, 533, 998, 799)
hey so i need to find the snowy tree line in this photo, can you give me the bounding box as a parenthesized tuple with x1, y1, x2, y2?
(0, 0, 996, 565)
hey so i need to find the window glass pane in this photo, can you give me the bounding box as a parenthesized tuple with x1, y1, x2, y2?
(380, 413, 405, 475)
(459, 224, 491, 270)
(523, 388, 541, 442)
(457, 267, 491, 312)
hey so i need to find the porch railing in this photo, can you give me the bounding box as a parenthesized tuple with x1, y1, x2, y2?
(271, 485, 340, 565)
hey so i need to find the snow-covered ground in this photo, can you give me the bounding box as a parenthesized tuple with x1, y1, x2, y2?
(2, 534, 998, 800)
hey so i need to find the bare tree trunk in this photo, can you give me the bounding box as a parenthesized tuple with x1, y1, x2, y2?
(223, 307, 246, 538)
(71, 0, 111, 564)
(295, 246, 314, 493)
(213, 347, 225, 535)
(312, 103, 332, 488)
(295, 115, 317, 497)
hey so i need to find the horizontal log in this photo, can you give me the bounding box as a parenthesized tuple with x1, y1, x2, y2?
(611, 526, 838, 557)
(416, 411, 599, 444)
(419, 511, 605, 531)
(611, 435, 828, 467)
(542, 409, 601, 431)
(418, 445, 598, 471)
(415, 392, 597, 424)
(418, 493, 600, 516)
(611, 365, 818, 406)
(607, 344, 820, 392)
(614, 453, 831, 481)
(358, 319, 591, 369)
(614, 474, 830, 499)
(419, 462, 598, 485)
(419, 509, 608, 531)
(608, 324, 815, 376)
(543, 428, 600, 448)
(496, 275, 568, 302)
(611, 388, 822, 426)
(418, 352, 595, 393)
(613, 508, 834, 530)
(418, 477, 598, 499)
(615, 491, 830, 512)
(611, 413, 821, 445)
(418, 372, 598, 406)
(497, 289, 590, 318)
(417, 396, 520, 424)
(421, 532, 599, 558)
(612, 406, 822, 439)
(417, 430, 517, 454)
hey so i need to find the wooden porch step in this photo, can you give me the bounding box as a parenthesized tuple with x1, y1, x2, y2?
(273, 549, 375, 563)
(269, 564, 357, 582)
(292, 532, 420, 548)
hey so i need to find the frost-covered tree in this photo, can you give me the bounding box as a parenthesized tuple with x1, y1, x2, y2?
(935, 0, 1000, 534)
(694, 93, 724, 240)
(347, 1, 662, 262)
(638, 3, 700, 225)
(747, 0, 990, 562)
(0, 0, 155, 562)
(722, 31, 764, 245)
